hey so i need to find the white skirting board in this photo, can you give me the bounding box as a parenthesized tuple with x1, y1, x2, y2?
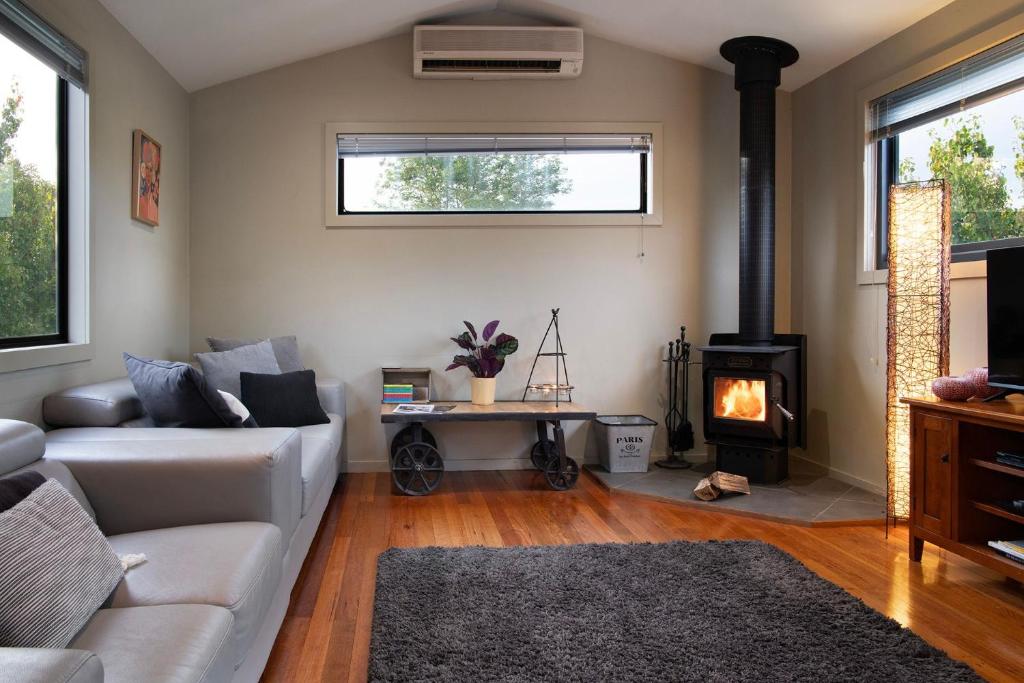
(344, 450, 711, 474)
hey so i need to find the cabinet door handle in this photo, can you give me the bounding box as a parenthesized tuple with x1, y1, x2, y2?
(940, 453, 950, 463)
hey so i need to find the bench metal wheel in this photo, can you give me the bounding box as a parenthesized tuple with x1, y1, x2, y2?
(543, 455, 579, 491)
(530, 439, 555, 470)
(392, 442, 444, 496)
(390, 425, 437, 459)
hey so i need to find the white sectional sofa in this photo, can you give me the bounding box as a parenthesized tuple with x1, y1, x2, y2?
(0, 374, 344, 683)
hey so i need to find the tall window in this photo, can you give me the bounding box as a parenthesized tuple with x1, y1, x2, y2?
(0, 31, 65, 347)
(869, 33, 1024, 264)
(337, 133, 649, 215)
(0, 0, 85, 349)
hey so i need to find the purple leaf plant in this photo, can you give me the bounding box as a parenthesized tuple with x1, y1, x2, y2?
(445, 320, 519, 378)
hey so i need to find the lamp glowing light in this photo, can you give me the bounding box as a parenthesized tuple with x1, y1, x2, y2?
(885, 180, 951, 521)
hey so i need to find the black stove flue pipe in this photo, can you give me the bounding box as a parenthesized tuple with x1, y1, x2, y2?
(720, 37, 798, 345)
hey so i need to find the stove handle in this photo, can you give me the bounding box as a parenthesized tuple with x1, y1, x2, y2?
(773, 400, 795, 422)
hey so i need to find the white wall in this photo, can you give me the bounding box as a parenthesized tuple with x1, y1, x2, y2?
(791, 0, 1024, 491)
(0, 0, 190, 422)
(188, 25, 791, 471)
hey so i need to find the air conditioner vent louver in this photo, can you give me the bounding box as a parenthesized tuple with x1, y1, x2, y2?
(414, 25, 583, 80)
(417, 28, 582, 54)
(422, 59, 563, 73)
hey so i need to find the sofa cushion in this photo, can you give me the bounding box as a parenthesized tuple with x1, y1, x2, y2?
(241, 369, 329, 428)
(106, 522, 282, 666)
(0, 419, 46, 475)
(124, 354, 243, 429)
(296, 415, 342, 516)
(42, 378, 144, 429)
(315, 376, 345, 417)
(45, 427, 302, 540)
(118, 415, 156, 428)
(195, 340, 280, 398)
(0, 470, 45, 513)
(5, 459, 96, 520)
(207, 335, 304, 373)
(217, 390, 258, 428)
(0, 480, 123, 648)
(70, 604, 233, 683)
(0, 648, 104, 683)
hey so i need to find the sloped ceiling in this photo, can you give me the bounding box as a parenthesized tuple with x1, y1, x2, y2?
(97, 0, 957, 92)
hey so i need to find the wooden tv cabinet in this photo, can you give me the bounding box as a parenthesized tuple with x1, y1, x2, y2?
(902, 396, 1024, 582)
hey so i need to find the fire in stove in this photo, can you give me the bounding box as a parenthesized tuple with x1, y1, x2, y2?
(714, 378, 766, 422)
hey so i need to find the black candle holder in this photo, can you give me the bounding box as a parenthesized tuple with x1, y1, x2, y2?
(522, 309, 573, 406)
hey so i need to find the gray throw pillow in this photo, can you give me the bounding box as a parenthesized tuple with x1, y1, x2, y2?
(0, 479, 123, 648)
(206, 335, 304, 373)
(124, 353, 243, 428)
(195, 339, 281, 397)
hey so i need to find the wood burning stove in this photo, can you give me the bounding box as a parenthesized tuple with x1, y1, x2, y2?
(701, 37, 805, 484)
(700, 334, 806, 483)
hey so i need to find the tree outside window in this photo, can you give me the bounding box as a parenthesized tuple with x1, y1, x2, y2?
(0, 74, 60, 340)
(896, 91, 1024, 247)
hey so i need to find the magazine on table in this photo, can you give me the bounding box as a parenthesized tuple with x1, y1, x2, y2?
(392, 404, 455, 414)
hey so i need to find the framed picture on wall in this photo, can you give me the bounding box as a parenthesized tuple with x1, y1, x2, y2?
(131, 128, 161, 226)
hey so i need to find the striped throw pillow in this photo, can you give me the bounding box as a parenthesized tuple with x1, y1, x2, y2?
(0, 479, 123, 648)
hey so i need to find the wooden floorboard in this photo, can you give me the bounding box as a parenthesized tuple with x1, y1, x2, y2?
(261, 471, 1024, 682)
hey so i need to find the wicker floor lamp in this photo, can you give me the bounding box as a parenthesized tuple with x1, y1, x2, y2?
(885, 180, 951, 523)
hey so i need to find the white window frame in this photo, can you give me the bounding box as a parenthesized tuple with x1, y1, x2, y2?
(324, 121, 663, 228)
(855, 14, 1024, 286)
(0, 85, 90, 373)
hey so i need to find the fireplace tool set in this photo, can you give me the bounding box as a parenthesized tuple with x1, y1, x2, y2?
(656, 326, 695, 469)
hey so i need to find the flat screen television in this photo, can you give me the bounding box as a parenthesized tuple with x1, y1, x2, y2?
(987, 245, 1024, 393)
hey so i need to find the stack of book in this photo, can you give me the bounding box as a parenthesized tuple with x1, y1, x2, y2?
(995, 450, 1024, 469)
(988, 539, 1024, 564)
(383, 384, 414, 403)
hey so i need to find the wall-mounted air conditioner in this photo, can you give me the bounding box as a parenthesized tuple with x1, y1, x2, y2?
(413, 25, 584, 80)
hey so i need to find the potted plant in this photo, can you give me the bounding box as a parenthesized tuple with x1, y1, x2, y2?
(446, 320, 519, 405)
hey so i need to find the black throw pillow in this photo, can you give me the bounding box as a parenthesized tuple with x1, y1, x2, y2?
(123, 353, 244, 428)
(0, 471, 46, 513)
(240, 369, 330, 428)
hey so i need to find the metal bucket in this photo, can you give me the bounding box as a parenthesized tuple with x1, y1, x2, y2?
(594, 415, 658, 473)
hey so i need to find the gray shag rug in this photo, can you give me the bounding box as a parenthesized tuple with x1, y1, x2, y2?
(369, 541, 980, 682)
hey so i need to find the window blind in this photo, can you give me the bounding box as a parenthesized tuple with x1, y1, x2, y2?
(868, 32, 1024, 142)
(336, 133, 652, 159)
(0, 0, 88, 90)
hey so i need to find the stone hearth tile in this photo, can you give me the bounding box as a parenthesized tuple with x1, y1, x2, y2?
(588, 462, 879, 524)
(690, 461, 716, 475)
(837, 486, 886, 505)
(622, 472, 704, 500)
(709, 490, 835, 522)
(783, 476, 853, 500)
(585, 466, 652, 489)
(814, 499, 886, 522)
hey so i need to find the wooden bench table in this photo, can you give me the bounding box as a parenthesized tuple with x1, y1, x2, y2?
(380, 401, 596, 495)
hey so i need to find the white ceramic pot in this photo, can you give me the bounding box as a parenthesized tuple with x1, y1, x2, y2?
(470, 377, 497, 406)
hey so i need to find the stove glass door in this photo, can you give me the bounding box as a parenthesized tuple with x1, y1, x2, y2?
(713, 377, 767, 422)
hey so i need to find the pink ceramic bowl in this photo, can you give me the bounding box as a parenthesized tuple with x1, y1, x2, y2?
(964, 367, 1000, 399)
(931, 376, 975, 402)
